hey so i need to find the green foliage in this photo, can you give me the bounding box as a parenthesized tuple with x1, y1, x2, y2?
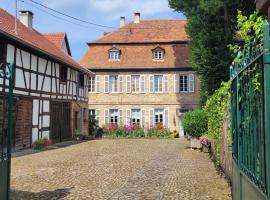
(33, 137, 51, 150)
(228, 12, 265, 65)
(169, 0, 255, 104)
(204, 82, 231, 165)
(103, 124, 176, 139)
(183, 109, 208, 138)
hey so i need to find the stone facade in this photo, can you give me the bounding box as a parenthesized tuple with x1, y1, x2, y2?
(88, 71, 200, 135)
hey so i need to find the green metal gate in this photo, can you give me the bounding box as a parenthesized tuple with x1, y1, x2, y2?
(0, 63, 14, 200)
(231, 20, 270, 200)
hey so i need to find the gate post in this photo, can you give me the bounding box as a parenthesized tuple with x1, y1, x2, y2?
(263, 20, 270, 200)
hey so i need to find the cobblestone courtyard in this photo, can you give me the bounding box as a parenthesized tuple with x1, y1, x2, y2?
(11, 139, 231, 200)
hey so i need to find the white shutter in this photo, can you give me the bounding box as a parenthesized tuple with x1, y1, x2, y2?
(163, 75, 168, 93)
(175, 74, 179, 93)
(126, 75, 131, 93)
(141, 109, 146, 128)
(96, 110, 100, 125)
(126, 109, 131, 125)
(119, 109, 123, 125)
(104, 75, 109, 93)
(164, 109, 169, 128)
(149, 75, 154, 93)
(96, 75, 100, 93)
(105, 109, 109, 125)
(119, 76, 123, 93)
(150, 109, 154, 127)
(189, 74, 195, 92)
(140, 75, 145, 93)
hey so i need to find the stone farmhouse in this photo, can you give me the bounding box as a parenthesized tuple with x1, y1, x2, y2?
(0, 9, 91, 151)
(80, 13, 200, 136)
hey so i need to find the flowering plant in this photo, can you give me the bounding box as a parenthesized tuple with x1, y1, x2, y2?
(200, 137, 210, 146)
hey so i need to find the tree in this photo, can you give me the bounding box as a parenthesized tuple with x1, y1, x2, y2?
(169, 0, 255, 103)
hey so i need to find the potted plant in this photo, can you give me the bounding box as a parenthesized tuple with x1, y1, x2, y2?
(183, 109, 208, 149)
(200, 136, 211, 153)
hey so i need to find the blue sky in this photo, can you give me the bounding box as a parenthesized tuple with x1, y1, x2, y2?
(1, 0, 185, 61)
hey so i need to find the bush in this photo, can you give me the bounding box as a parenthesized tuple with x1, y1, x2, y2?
(33, 137, 51, 149)
(183, 109, 208, 138)
(204, 82, 230, 165)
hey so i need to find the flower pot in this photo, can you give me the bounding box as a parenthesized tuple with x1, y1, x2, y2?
(202, 144, 210, 153)
(190, 137, 202, 149)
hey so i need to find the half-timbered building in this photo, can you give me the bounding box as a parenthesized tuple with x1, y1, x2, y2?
(0, 9, 91, 151)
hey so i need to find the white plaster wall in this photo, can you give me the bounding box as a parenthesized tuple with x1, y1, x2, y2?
(31, 55, 37, 71)
(21, 50, 30, 69)
(32, 99, 39, 125)
(38, 57, 47, 73)
(42, 115, 50, 127)
(15, 69, 25, 88)
(31, 73, 36, 90)
(32, 128, 39, 143)
(16, 49, 22, 67)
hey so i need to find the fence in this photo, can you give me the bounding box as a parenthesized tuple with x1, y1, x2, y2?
(230, 20, 270, 200)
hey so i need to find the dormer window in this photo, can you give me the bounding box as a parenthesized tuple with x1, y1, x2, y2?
(153, 48, 165, 61)
(109, 48, 120, 61)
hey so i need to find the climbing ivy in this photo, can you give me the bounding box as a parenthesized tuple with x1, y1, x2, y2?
(204, 82, 231, 165)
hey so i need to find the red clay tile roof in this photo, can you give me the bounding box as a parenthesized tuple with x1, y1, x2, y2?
(43, 32, 65, 49)
(90, 20, 188, 44)
(80, 20, 190, 69)
(0, 9, 89, 74)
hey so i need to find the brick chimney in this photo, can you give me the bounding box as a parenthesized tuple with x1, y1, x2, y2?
(134, 12, 140, 24)
(19, 10, 34, 28)
(120, 16, 126, 27)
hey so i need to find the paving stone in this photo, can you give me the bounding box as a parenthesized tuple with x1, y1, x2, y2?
(10, 139, 231, 200)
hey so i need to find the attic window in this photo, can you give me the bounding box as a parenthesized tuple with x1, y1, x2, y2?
(109, 48, 120, 61)
(153, 48, 165, 61)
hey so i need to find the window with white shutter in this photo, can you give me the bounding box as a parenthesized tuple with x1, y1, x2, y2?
(126, 109, 131, 125)
(189, 74, 195, 92)
(175, 74, 179, 93)
(104, 75, 109, 93)
(126, 75, 131, 93)
(141, 109, 146, 127)
(149, 75, 154, 93)
(96, 75, 100, 93)
(119, 109, 123, 125)
(119, 76, 123, 93)
(164, 109, 169, 128)
(150, 109, 154, 127)
(163, 75, 168, 93)
(104, 109, 109, 125)
(140, 75, 145, 93)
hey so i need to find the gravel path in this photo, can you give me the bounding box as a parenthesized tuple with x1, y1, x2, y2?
(11, 139, 231, 200)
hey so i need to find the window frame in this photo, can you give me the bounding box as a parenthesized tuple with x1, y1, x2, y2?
(59, 65, 68, 83)
(109, 75, 119, 93)
(131, 75, 140, 93)
(154, 109, 164, 126)
(79, 74, 85, 88)
(179, 75, 188, 92)
(154, 75, 163, 93)
(109, 109, 118, 125)
(109, 49, 120, 61)
(153, 48, 165, 61)
(131, 109, 141, 125)
(88, 76, 96, 93)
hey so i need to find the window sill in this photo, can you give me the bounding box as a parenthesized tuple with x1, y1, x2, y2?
(109, 59, 120, 62)
(153, 59, 165, 62)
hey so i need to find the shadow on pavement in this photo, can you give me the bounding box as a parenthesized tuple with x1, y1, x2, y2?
(10, 187, 73, 200)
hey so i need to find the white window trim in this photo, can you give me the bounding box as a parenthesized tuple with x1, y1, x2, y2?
(178, 74, 195, 93)
(153, 74, 164, 93)
(131, 75, 141, 94)
(109, 50, 120, 61)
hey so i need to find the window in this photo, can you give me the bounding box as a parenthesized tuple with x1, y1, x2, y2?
(60, 66, 67, 83)
(154, 75, 163, 92)
(109, 49, 120, 61)
(88, 76, 95, 93)
(89, 109, 99, 124)
(180, 75, 188, 92)
(153, 48, 164, 61)
(79, 74, 85, 87)
(131, 109, 141, 125)
(110, 109, 118, 124)
(131, 75, 140, 93)
(109, 75, 118, 93)
(155, 109, 164, 125)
